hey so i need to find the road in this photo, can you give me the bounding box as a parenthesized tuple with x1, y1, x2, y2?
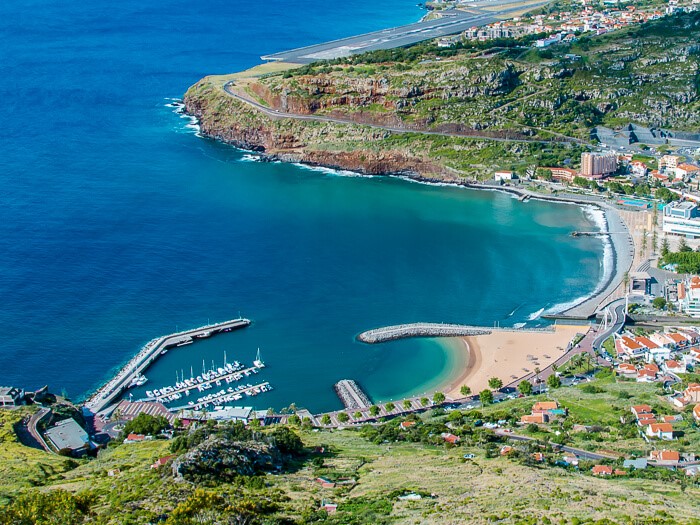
(592, 299, 626, 353)
(495, 429, 618, 461)
(223, 81, 574, 144)
(261, 3, 549, 64)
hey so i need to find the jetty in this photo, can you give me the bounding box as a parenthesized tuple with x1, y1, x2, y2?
(85, 318, 251, 415)
(170, 381, 271, 412)
(334, 380, 372, 410)
(357, 323, 554, 344)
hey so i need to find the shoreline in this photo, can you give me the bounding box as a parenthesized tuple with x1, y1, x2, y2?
(215, 139, 631, 319)
(441, 324, 589, 397)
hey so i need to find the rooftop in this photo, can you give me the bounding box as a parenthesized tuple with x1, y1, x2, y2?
(44, 418, 89, 452)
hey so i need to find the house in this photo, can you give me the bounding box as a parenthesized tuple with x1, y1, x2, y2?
(675, 163, 700, 179)
(665, 332, 689, 348)
(0, 386, 24, 408)
(494, 171, 515, 182)
(44, 418, 91, 456)
(562, 454, 579, 466)
(694, 404, 700, 423)
(500, 446, 514, 456)
(684, 384, 700, 403)
(441, 433, 461, 444)
(400, 421, 416, 430)
(614, 469, 627, 476)
(630, 405, 653, 419)
(521, 412, 548, 424)
(532, 401, 559, 413)
(315, 477, 336, 489)
(663, 360, 686, 374)
(649, 449, 680, 465)
(321, 500, 337, 514)
(690, 348, 700, 363)
(617, 363, 637, 377)
(107, 468, 121, 477)
(617, 335, 645, 359)
(123, 433, 146, 444)
(646, 423, 674, 440)
(637, 416, 657, 427)
(151, 455, 175, 469)
(532, 452, 545, 462)
(623, 458, 648, 470)
(592, 465, 613, 476)
(636, 368, 657, 382)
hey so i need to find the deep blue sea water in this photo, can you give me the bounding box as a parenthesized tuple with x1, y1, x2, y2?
(0, 0, 603, 412)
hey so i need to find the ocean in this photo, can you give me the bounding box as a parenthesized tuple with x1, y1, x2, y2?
(0, 0, 603, 413)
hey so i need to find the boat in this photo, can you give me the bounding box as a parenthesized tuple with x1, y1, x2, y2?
(177, 338, 193, 347)
(253, 348, 265, 368)
(135, 374, 148, 387)
(160, 348, 168, 355)
(196, 331, 212, 339)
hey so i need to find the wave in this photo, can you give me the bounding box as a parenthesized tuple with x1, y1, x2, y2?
(292, 163, 373, 178)
(512, 322, 526, 329)
(164, 98, 202, 137)
(526, 307, 545, 321)
(240, 154, 261, 162)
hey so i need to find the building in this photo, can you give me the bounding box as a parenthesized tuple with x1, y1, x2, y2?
(679, 276, 700, 317)
(44, 418, 91, 455)
(660, 155, 683, 171)
(541, 167, 578, 182)
(0, 386, 24, 407)
(663, 201, 700, 238)
(675, 163, 700, 179)
(694, 404, 700, 423)
(581, 152, 617, 178)
(649, 450, 680, 465)
(592, 465, 613, 476)
(494, 171, 515, 182)
(646, 423, 674, 440)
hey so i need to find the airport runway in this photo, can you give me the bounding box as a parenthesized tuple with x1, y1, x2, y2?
(261, 2, 549, 64)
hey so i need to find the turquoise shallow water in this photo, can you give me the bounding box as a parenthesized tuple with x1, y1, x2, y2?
(0, 0, 604, 412)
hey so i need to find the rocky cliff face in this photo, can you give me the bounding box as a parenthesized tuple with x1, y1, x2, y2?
(184, 79, 450, 178)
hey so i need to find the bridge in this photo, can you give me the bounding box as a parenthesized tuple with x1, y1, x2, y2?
(357, 322, 553, 343)
(84, 318, 251, 415)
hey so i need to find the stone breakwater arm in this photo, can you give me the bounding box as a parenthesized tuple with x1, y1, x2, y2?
(357, 323, 556, 343)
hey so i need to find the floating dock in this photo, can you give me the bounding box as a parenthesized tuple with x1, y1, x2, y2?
(84, 318, 251, 415)
(170, 381, 271, 412)
(334, 379, 372, 410)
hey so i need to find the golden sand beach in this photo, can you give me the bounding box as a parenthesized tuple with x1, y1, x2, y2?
(443, 324, 589, 398)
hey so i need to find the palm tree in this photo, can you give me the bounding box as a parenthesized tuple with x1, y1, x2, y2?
(403, 399, 412, 410)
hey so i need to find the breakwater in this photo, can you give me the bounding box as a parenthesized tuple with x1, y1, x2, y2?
(334, 379, 372, 410)
(84, 318, 251, 415)
(357, 323, 555, 343)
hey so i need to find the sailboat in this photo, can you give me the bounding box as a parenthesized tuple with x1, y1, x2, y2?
(254, 348, 265, 368)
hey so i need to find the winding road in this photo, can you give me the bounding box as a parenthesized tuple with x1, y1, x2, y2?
(222, 81, 581, 145)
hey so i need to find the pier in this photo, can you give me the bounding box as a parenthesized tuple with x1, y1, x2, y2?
(146, 362, 263, 404)
(334, 380, 372, 410)
(170, 381, 271, 412)
(84, 318, 251, 415)
(357, 323, 553, 344)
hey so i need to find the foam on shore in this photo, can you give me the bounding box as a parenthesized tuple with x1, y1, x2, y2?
(292, 163, 375, 178)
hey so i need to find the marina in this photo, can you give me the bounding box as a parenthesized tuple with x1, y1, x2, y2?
(84, 318, 251, 415)
(143, 351, 266, 404)
(170, 381, 272, 412)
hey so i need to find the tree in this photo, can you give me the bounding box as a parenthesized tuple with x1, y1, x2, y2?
(433, 391, 446, 404)
(249, 418, 261, 428)
(403, 399, 412, 410)
(488, 377, 503, 390)
(652, 297, 667, 310)
(122, 413, 169, 436)
(321, 414, 331, 426)
(679, 237, 692, 252)
(460, 385, 472, 397)
(337, 412, 349, 423)
(369, 405, 380, 417)
(353, 411, 362, 420)
(271, 426, 304, 455)
(536, 167, 553, 181)
(385, 402, 395, 413)
(479, 389, 494, 406)
(661, 237, 670, 257)
(518, 380, 533, 396)
(547, 374, 562, 389)
(420, 397, 429, 407)
(287, 414, 301, 427)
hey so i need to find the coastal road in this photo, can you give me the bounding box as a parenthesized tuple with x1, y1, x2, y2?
(261, 3, 550, 63)
(223, 81, 575, 144)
